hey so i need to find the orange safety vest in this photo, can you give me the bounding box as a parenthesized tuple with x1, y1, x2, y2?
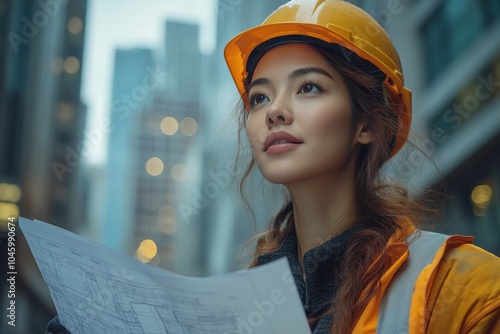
(352, 229, 500, 333)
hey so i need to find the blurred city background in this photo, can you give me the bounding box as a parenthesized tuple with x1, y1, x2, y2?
(0, 0, 499, 332)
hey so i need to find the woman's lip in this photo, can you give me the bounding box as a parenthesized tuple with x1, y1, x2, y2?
(266, 142, 301, 154)
(264, 131, 303, 151)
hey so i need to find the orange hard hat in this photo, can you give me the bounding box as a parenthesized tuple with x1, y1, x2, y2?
(224, 0, 412, 157)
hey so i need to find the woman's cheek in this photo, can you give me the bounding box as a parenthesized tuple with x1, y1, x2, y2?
(245, 121, 261, 151)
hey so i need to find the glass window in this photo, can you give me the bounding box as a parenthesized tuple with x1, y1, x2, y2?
(483, 0, 500, 24)
(420, 0, 499, 82)
(422, 15, 448, 81)
(444, 0, 483, 56)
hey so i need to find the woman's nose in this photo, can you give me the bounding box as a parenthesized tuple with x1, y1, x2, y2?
(265, 99, 293, 128)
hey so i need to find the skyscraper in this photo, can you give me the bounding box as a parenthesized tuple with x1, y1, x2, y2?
(103, 48, 155, 253)
(130, 21, 203, 273)
(164, 21, 202, 101)
(0, 0, 88, 332)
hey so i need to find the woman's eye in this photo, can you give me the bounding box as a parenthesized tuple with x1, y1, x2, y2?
(299, 83, 321, 94)
(249, 93, 269, 107)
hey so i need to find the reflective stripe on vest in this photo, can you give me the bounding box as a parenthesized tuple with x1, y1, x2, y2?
(376, 230, 449, 334)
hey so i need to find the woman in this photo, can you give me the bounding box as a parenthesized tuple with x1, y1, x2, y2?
(224, 0, 500, 333)
(47, 1, 499, 333)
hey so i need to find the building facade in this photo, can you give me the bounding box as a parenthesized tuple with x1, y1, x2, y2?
(102, 48, 155, 253)
(130, 21, 203, 274)
(0, 0, 88, 332)
(368, 0, 500, 254)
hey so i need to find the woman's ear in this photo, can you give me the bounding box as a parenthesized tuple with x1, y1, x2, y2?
(355, 122, 372, 145)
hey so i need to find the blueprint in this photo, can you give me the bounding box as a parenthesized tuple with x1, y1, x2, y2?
(19, 217, 311, 334)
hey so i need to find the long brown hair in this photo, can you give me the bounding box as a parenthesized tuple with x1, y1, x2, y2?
(235, 44, 439, 334)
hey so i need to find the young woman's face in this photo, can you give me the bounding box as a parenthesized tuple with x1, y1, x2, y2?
(245, 43, 366, 185)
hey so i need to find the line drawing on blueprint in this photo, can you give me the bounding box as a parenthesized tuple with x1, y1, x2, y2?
(31, 236, 247, 334)
(20, 218, 312, 334)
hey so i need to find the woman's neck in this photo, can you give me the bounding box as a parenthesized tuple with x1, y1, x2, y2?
(287, 167, 358, 263)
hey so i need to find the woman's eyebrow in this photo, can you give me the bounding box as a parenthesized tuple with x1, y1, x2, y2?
(247, 77, 270, 92)
(289, 66, 335, 80)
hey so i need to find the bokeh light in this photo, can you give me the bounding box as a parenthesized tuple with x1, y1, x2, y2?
(471, 184, 493, 208)
(180, 117, 197, 136)
(146, 157, 164, 176)
(158, 205, 177, 234)
(135, 239, 158, 263)
(64, 56, 80, 74)
(0, 183, 22, 202)
(171, 164, 188, 182)
(68, 17, 83, 34)
(161, 117, 179, 135)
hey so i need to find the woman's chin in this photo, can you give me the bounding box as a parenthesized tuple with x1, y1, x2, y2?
(259, 170, 305, 185)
